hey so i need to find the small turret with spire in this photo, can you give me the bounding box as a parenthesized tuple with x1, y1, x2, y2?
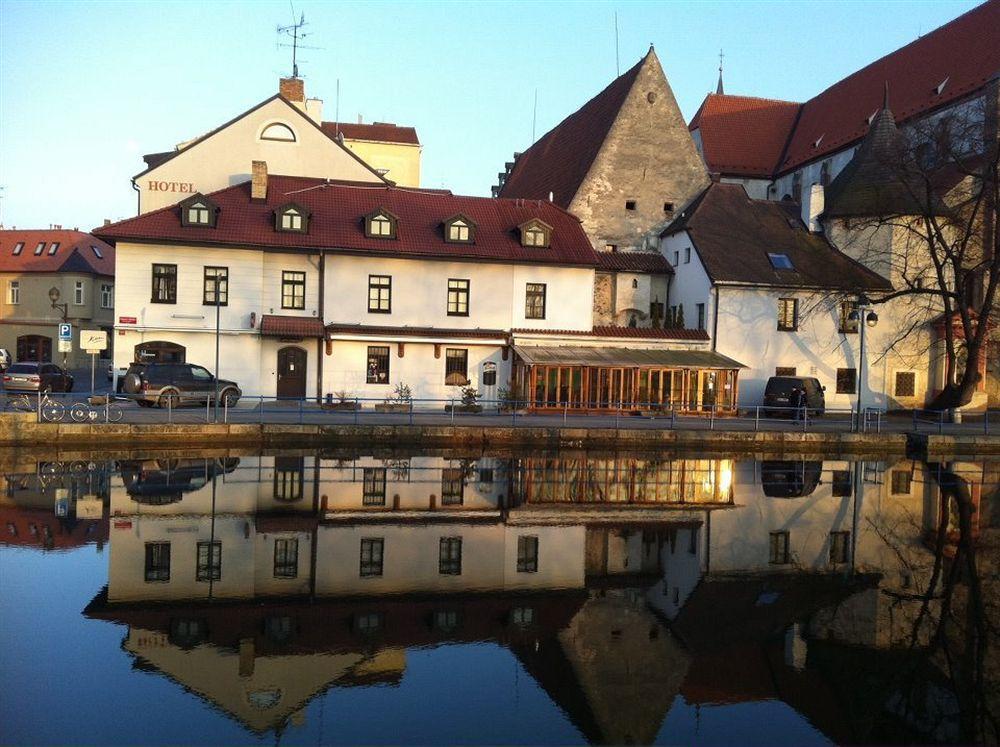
(716, 49, 725, 95)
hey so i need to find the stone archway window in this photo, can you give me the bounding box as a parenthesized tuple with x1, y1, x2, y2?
(260, 122, 296, 142)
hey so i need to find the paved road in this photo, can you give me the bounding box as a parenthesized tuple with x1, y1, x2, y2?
(4, 391, 994, 437)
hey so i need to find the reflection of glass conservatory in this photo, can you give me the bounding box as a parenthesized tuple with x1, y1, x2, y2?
(512, 346, 745, 413)
(511, 457, 735, 505)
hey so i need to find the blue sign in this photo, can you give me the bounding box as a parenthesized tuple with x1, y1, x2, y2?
(58, 323, 72, 341)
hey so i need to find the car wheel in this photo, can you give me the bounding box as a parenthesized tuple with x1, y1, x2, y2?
(221, 389, 240, 408)
(157, 389, 180, 409)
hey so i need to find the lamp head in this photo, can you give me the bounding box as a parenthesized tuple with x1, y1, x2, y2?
(48, 287, 60, 304)
(866, 311, 879, 328)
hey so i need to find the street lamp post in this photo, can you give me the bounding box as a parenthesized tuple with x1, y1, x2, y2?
(848, 295, 879, 432)
(48, 287, 69, 369)
(213, 274, 221, 423)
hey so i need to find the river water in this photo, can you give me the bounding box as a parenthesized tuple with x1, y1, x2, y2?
(1, 448, 996, 745)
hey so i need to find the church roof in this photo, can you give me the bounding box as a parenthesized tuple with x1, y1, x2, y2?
(691, 1, 1000, 178)
(823, 95, 940, 218)
(661, 183, 892, 290)
(497, 52, 649, 208)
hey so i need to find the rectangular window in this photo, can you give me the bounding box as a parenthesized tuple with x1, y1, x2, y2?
(274, 538, 299, 578)
(525, 283, 546, 319)
(363, 467, 387, 506)
(839, 301, 858, 333)
(144, 542, 171, 582)
(517, 535, 539, 573)
(273, 456, 304, 501)
(831, 470, 852, 497)
(12, 242, 23, 255)
(684, 247, 691, 264)
(649, 300, 665, 322)
(47, 242, 59, 255)
(777, 298, 798, 331)
(775, 366, 796, 377)
(895, 371, 916, 397)
(73, 280, 85, 305)
(769, 531, 790, 565)
(7, 281, 19, 305)
(360, 538, 384, 577)
(696, 303, 706, 331)
(836, 368, 857, 394)
(151, 264, 177, 304)
(672, 251, 679, 266)
(441, 468, 464, 505)
(829, 531, 850, 564)
(203, 266, 228, 306)
(196, 541, 221, 581)
(100, 283, 113, 309)
(33, 242, 45, 256)
(444, 348, 468, 386)
(891, 470, 912, 495)
(281, 271, 305, 310)
(366, 345, 390, 385)
(439, 537, 463, 575)
(447, 279, 470, 316)
(368, 275, 391, 313)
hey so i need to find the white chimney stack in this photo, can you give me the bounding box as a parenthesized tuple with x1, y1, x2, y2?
(801, 183, 825, 233)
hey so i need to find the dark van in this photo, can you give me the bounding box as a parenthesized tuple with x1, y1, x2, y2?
(763, 376, 825, 417)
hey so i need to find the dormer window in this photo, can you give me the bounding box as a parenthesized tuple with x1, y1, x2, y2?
(260, 122, 296, 142)
(47, 243, 59, 255)
(519, 219, 552, 248)
(91, 245, 103, 259)
(179, 194, 219, 228)
(444, 214, 476, 244)
(33, 242, 45, 255)
(365, 209, 398, 239)
(275, 202, 310, 234)
(12, 242, 23, 255)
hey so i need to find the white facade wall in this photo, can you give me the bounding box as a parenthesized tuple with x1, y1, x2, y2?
(719, 176, 771, 200)
(137, 98, 380, 214)
(661, 232, 713, 331)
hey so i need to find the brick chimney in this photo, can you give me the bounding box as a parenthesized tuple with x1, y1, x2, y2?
(279, 77, 304, 103)
(251, 161, 268, 201)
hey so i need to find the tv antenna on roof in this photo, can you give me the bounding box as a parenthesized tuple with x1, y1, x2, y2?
(277, 5, 320, 77)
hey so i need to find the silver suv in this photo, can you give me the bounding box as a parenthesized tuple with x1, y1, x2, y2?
(121, 362, 241, 408)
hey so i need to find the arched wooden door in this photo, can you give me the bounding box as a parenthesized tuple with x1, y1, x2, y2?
(276, 346, 307, 399)
(17, 335, 51, 362)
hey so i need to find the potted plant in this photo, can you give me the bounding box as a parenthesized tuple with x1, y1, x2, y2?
(375, 382, 412, 413)
(446, 385, 483, 413)
(323, 390, 359, 411)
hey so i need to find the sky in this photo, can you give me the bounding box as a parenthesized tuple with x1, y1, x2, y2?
(0, 0, 982, 231)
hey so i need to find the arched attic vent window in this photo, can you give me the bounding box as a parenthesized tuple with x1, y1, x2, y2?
(365, 208, 398, 239)
(260, 122, 296, 142)
(518, 219, 552, 248)
(444, 214, 476, 243)
(275, 202, 310, 233)
(179, 194, 220, 228)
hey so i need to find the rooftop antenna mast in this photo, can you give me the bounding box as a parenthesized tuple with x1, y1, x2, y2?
(531, 88, 538, 143)
(277, 7, 313, 78)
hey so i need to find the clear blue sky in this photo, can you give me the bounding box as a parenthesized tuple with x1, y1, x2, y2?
(0, 0, 981, 230)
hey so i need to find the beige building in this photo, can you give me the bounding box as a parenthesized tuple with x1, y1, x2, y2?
(323, 120, 421, 187)
(0, 229, 115, 368)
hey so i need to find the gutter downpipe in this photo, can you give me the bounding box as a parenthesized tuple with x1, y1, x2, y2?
(317, 252, 325, 403)
(711, 286, 720, 352)
(131, 178, 140, 215)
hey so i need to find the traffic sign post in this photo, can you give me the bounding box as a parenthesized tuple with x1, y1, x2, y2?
(81, 330, 108, 397)
(57, 323, 73, 370)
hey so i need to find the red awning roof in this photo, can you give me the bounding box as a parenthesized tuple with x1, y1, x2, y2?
(259, 314, 325, 338)
(514, 326, 710, 341)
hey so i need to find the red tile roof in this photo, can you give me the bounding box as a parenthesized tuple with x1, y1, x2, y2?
(691, 1, 1000, 178)
(0, 230, 115, 275)
(94, 176, 599, 267)
(513, 326, 709, 341)
(594, 251, 673, 274)
(259, 314, 325, 338)
(326, 324, 507, 339)
(689, 95, 801, 178)
(321, 121, 420, 145)
(498, 53, 648, 208)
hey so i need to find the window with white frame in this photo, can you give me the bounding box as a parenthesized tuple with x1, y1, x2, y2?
(12, 242, 24, 255)
(73, 281, 85, 305)
(7, 281, 19, 305)
(47, 242, 59, 255)
(33, 242, 45, 255)
(186, 202, 211, 225)
(101, 283, 113, 309)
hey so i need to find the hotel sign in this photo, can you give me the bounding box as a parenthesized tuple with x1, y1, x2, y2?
(147, 180, 196, 194)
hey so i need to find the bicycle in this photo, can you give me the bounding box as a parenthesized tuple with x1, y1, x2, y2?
(69, 399, 124, 424)
(7, 392, 67, 421)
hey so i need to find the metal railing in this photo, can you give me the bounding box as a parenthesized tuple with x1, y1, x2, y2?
(2, 389, 996, 435)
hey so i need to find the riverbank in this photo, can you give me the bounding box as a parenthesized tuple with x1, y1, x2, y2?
(3, 411, 996, 454)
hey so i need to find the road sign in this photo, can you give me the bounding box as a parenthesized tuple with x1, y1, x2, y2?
(58, 340, 72, 353)
(58, 323, 72, 341)
(80, 330, 108, 352)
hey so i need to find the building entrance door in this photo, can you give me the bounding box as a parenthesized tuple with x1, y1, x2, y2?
(276, 347, 307, 399)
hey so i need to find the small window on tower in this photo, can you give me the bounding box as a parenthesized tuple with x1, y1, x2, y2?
(663, 202, 674, 213)
(625, 200, 637, 211)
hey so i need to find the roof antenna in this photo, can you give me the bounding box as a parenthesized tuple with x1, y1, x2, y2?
(716, 49, 725, 95)
(531, 88, 538, 143)
(335, 79, 340, 137)
(277, 5, 320, 78)
(614, 11, 620, 76)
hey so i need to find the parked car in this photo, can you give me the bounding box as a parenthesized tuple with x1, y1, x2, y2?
(763, 376, 825, 417)
(1, 362, 74, 392)
(120, 457, 241, 503)
(121, 362, 241, 408)
(761, 460, 823, 498)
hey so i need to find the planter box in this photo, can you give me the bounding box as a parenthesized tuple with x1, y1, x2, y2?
(445, 404, 483, 414)
(322, 402, 359, 411)
(375, 403, 411, 413)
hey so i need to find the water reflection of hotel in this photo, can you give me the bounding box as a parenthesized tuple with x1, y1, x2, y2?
(15, 451, 986, 744)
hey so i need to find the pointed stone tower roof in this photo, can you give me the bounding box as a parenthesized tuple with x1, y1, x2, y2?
(824, 83, 938, 218)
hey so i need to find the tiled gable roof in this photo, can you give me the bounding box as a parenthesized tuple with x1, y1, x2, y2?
(691, 1, 1000, 178)
(0, 230, 115, 275)
(663, 183, 891, 291)
(321, 122, 420, 145)
(94, 176, 599, 267)
(497, 53, 647, 208)
(689, 95, 801, 178)
(594, 251, 673, 274)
